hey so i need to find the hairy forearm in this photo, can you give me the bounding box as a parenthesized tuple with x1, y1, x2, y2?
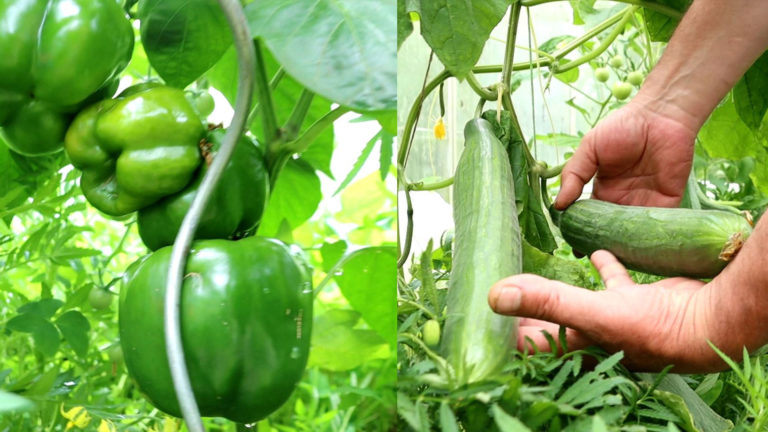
(632, 0, 768, 132)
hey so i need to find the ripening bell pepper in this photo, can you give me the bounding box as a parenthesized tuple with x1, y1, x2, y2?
(119, 237, 313, 423)
(137, 128, 270, 250)
(64, 85, 205, 216)
(0, 0, 133, 156)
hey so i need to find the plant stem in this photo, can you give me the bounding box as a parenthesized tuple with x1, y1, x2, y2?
(556, 7, 637, 73)
(397, 187, 414, 269)
(502, 2, 523, 90)
(520, 0, 682, 18)
(397, 71, 450, 170)
(267, 106, 349, 186)
(246, 68, 285, 128)
(253, 40, 279, 146)
(466, 72, 497, 100)
(282, 89, 315, 140)
(408, 177, 454, 191)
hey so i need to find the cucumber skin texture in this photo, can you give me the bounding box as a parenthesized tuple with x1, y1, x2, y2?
(560, 200, 752, 278)
(441, 118, 521, 385)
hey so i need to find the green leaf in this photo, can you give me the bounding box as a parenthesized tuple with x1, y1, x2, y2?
(7, 314, 60, 358)
(335, 247, 396, 346)
(397, 392, 431, 432)
(22, 366, 59, 397)
(319, 240, 347, 273)
(522, 240, 593, 288)
(307, 309, 390, 371)
(639, 373, 734, 432)
(246, 0, 396, 111)
(699, 96, 768, 195)
(17, 299, 63, 319)
(535, 133, 582, 148)
(334, 130, 381, 196)
(0, 390, 33, 414)
(379, 129, 394, 181)
(643, 1, 692, 42)
(492, 404, 533, 432)
(258, 159, 322, 237)
(138, 0, 231, 88)
(419, 0, 508, 79)
(733, 50, 768, 130)
(439, 402, 460, 432)
(54, 311, 91, 358)
(398, 0, 414, 49)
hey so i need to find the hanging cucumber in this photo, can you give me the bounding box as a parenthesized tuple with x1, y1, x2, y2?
(557, 200, 752, 278)
(441, 118, 521, 385)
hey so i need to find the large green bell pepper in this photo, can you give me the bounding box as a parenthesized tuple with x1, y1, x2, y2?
(119, 237, 313, 423)
(0, 0, 133, 156)
(64, 85, 205, 216)
(137, 128, 270, 250)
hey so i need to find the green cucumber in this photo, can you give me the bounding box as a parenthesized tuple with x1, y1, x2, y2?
(441, 118, 521, 385)
(558, 199, 752, 278)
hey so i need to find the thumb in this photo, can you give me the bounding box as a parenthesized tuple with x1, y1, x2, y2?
(488, 274, 615, 332)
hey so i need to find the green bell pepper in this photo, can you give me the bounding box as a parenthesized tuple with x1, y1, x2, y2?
(0, 0, 133, 156)
(119, 237, 313, 423)
(64, 85, 205, 216)
(137, 128, 270, 250)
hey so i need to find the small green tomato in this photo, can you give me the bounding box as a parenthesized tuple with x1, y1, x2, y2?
(611, 82, 633, 100)
(88, 287, 113, 310)
(422, 319, 441, 347)
(609, 55, 625, 69)
(594, 67, 610, 82)
(627, 71, 644, 86)
(108, 344, 123, 363)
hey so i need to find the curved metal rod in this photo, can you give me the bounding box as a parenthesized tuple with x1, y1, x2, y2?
(163, 0, 255, 430)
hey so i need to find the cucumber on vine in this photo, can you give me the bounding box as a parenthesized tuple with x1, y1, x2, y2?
(441, 118, 521, 385)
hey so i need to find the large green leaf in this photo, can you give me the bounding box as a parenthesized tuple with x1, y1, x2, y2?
(334, 247, 396, 346)
(257, 159, 322, 237)
(419, 0, 508, 79)
(699, 96, 768, 195)
(138, 0, 231, 88)
(733, 50, 768, 131)
(643, 0, 692, 42)
(307, 309, 390, 371)
(0, 391, 33, 414)
(54, 311, 90, 358)
(245, 0, 396, 111)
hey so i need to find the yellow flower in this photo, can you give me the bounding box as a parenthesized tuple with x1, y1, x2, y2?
(434, 117, 446, 140)
(97, 419, 117, 432)
(61, 405, 90, 430)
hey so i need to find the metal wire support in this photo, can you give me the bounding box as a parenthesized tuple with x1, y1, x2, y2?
(163, 0, 255, 430)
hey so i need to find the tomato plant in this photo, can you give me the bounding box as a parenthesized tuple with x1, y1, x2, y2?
(0, 0, 396, 430)
(398, 0, 767, 430)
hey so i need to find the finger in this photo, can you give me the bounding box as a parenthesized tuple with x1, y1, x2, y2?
(554, 132, 598, 209)
(489, 274, 615, 331)
(590, 250, 633, 289)
(518, 325, 593, 354)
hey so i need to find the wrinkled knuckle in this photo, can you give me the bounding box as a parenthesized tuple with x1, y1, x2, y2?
(534, 288, 561, 320)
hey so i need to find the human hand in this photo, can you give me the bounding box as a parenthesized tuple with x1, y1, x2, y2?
(554, 102, 696, 209)
(488, 250, 759, 373)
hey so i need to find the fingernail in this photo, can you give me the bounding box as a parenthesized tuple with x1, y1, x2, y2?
(491, 287, 521, 313)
